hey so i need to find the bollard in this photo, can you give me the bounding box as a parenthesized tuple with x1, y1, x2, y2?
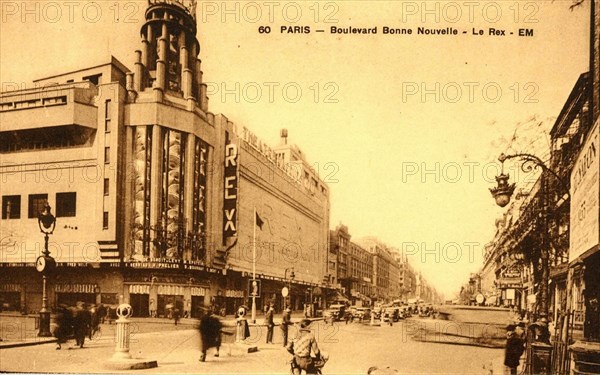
(112, 304, 133, 360)
(370, 313, 375, 326)
(105, 304, 157, 370)
(236, 318, 245, 343)
(232, 316, 258, 354)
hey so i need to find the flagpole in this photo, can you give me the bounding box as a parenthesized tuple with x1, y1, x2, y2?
(252, 206, 257, 324)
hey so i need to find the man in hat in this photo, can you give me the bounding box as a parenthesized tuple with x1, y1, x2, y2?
(265, 304, 275, 344)
(286, 319, 321, 375)
(504, 323, 525, 375)
(281, 306, 292, 346)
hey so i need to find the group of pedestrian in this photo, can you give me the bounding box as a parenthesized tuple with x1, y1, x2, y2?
(264, 303, 295, 346)
(53, 302, 103, 350)
(43, 300, 325, 373)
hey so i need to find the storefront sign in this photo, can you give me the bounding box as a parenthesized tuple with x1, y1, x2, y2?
(223, 140, 238, 243)
(124, 260, 223, 273)
(498, 277, 522, 289)
(191, 287, 206, 296)
(570, 120, 600, 262)
(127, 261, 181, 269)
(0, 263, 32, 267)
(501, 266, 521, 279)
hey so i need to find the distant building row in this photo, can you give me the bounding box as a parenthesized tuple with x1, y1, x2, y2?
(329, 225, 442, 306)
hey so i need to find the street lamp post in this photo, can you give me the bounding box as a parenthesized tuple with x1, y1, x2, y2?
(489, 153, 570, 321)
(36, 203, 57, 337)
(284, 268, 295, 309)
(490, 153, 570, 375)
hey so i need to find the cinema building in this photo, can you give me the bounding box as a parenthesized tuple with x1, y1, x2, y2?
(0, 0, 330, 317)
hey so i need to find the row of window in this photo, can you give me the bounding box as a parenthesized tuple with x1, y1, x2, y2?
(2, 192, 109, 230)
(2, 193, 76, 219)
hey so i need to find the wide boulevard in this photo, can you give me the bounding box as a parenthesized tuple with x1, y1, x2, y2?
(0, 316, 506, 374)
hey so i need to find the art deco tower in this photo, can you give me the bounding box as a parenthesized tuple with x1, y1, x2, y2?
(125, 0, 216, 263)
(130, 0, 207, 110)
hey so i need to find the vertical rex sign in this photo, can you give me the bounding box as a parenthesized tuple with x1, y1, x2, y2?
(223, 132, 238, 245)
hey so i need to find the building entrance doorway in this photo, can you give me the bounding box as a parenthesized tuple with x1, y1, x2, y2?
(130, 294, 149, 317)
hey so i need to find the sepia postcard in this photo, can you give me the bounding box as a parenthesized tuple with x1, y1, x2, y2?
(0, 0, 599, 374)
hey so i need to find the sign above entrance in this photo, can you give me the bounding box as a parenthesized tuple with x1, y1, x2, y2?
(570, 119, 600, 262)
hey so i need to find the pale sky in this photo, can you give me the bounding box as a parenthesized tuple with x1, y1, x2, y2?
(0, 0, 591, 298)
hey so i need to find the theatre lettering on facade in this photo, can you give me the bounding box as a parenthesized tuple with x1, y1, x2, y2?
(0, 0, 331, 317)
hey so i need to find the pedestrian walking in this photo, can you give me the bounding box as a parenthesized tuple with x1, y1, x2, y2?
(89, 304, 102, 340)
(199, 307, 223, 362)
(53, 304, 73, 350)
(286, 319, 321, 375)
(173, 307, 181, 325)
(266, 304, 275, 344)
(72, 302, 91, 348)
(281, 306, 292, 346)
(345, 310, 352, 325)
(504, 323, 525, 375)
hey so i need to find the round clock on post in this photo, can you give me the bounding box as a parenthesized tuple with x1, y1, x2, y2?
(35, 255, 56, 274)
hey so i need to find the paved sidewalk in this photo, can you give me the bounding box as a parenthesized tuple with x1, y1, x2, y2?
(0, 336, 56, 349)
(0, 323, 313, 373)
(0, 312, 323, 352)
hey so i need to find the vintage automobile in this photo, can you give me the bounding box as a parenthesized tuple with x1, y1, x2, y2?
(383, 307, 401, 322)
(371, 306, 383, 320)
(324, 303, 346, 321)
(352, 307, 371, 321)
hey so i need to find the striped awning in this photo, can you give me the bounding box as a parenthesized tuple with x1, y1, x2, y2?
(55, 284, 97, 293)
(158, 285, 184, 296)
(129, 284, 150, 294)
(0, 284, 21, 292)
(191, 287, 206, 296)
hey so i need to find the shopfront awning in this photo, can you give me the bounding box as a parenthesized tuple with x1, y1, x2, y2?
(333, 291, 350, 303)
